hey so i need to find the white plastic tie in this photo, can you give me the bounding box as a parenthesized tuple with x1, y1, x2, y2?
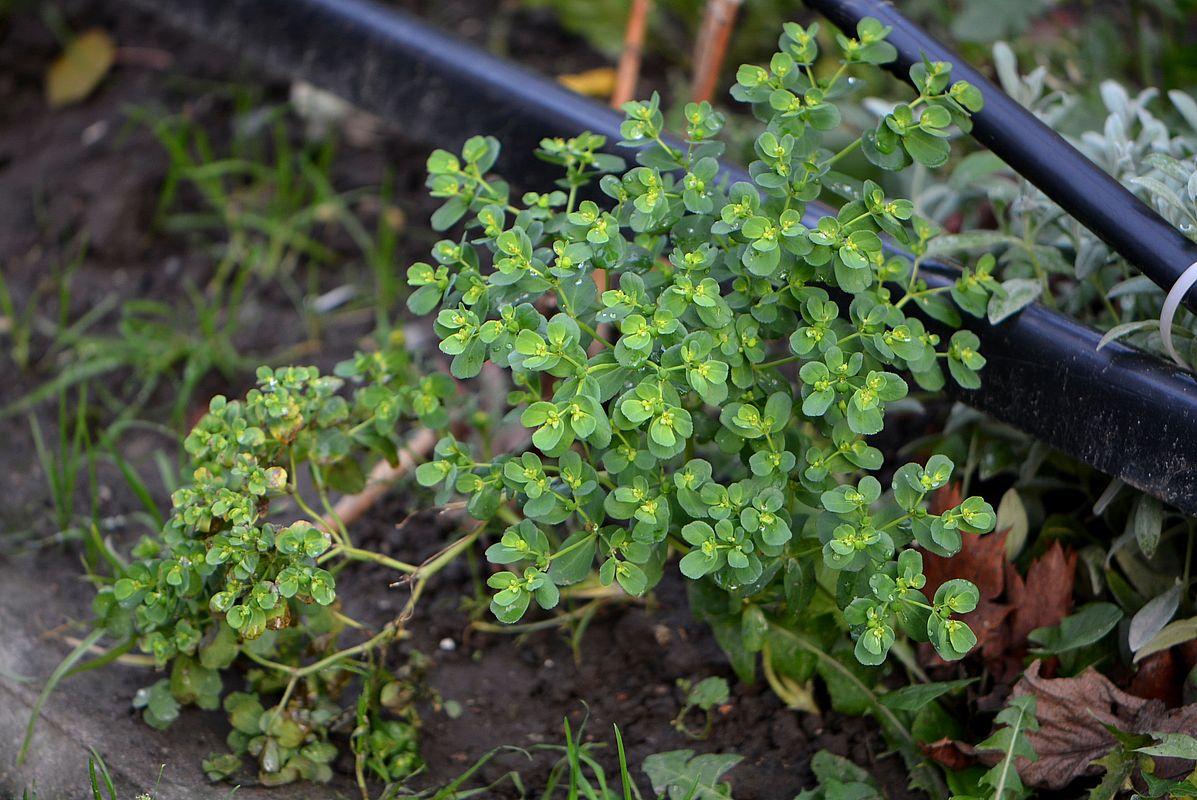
(1159, 259, 1197, 369)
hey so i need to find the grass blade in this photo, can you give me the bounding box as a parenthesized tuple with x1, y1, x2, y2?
(18, 627, 105, 765)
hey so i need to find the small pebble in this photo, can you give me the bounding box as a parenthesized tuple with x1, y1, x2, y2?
(439, 637, 456, 652)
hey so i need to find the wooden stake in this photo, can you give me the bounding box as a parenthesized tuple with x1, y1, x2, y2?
(690, 0, 742, 104)
(323, 427, 438, 531)
(611, 0, 652, 109)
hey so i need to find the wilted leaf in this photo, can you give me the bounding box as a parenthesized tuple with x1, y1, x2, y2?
(923, 526, 1008, 603)
(1128, 650, 1183, 705)
(46, 29, 116, 108)
(1003, 661, 1197, 789)
(920, 535, 1077, 679)
(919, 737, 977, 771)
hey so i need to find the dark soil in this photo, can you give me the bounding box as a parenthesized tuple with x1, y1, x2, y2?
(348, 501, 918, 798)
(0, 2, 920, 797)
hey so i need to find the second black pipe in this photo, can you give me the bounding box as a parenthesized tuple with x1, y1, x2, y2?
(804, 0, 1197, 313)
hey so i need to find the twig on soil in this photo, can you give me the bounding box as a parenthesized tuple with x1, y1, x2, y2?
(690, 0, 742, 104)
(320, 426, 438, 532)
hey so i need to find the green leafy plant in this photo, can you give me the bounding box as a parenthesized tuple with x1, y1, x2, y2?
(1083, 727, 1197, 800)
(795, 750, 884, 800)
(412, 18, 996, 670)
(76, 354, 453, 789)
(28, 14, 1009, 794)
(672, 675, 730, 739)
(971, 695, 1039, 800)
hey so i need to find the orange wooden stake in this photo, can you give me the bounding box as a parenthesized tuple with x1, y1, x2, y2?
(611, 0, 652, 109)
(690, 0, 743, 104)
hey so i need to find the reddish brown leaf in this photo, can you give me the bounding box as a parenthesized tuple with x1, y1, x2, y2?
(1129, 649, 1183, 707)
(1006, 661, 1197, 789)
(1180, 639, 1197, 673)
(1007, 542, 1076, 644)
(923, 528, 1009, 602)
(973, 603, 1016, 662)
(920, 737, 977, 770)
(929, 482, 964, 516)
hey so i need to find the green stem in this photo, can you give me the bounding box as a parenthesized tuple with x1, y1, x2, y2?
(547, 532, 598, 562)
(575, 317, 614, 350)
(822, 138, 862, 169)
(325, 544, 419, 574)
(895, 285, 950, 309)
(757, 354, 802, 370)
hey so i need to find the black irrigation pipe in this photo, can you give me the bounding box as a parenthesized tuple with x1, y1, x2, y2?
(127, 0, 1197, 514)
(805, 0, 1197, 315)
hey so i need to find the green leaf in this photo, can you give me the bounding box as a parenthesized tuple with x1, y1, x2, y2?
(987, 278, 1042, 324)
(926, 230, 1021, 257)
(995, 488, 1029, 559)
(1135, 732, 1197, 761)
(680, 549, 719, 579)
(879, 678, 977, 711)
(685, 676, 730, 710)
(1129, 583, 1182, 654)
(1028, 602, 1123, 655)
(1133, 616, 1197, 663)
(430, 196, 468, 231)
(642, 750, 742, 800)
(902, 128, 951, 167)
(548, 532, 596, 586)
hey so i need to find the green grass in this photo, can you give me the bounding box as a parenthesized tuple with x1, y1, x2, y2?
(3, 89, 404, 434)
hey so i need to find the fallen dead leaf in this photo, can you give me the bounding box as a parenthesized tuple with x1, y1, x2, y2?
(1000, 661, 1197, 789)
(558, 67, 618, 98)
(1006, 542, 1077, 645)
(923, 526, 1009, 602)
(920, 737, 977, 771)
(1128, 649, 1183, 707)
(47, 29, 116, 108)
(920, 494, 1077, 680)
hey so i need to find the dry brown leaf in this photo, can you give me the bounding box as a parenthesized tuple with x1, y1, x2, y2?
(557, 67, 618, 98)
(1007, 541, 1076, 644)
(1129, 649, 1183, 706)
(919, 500, 1079, 679)
(924, 527, 1009, 602)
(1006, 661, 1197, 789)
(929, 482, 963, 515)
(46, 29, 115, 108)
(920, 737, 977, 771)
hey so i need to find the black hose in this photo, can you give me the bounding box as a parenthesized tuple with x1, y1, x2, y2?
(803, 0, 1197, 315)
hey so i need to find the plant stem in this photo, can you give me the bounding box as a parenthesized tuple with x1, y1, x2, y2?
(822, 138, 861, 169)
(325, 544, 419, 574)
